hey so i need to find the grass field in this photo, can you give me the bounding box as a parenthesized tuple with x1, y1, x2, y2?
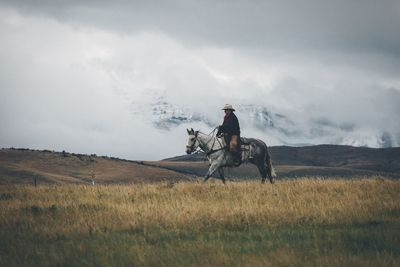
(1, 178, 399, 266)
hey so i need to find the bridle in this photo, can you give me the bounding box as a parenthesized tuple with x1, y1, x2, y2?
(187, 128, 226, 156)
(186, 131, 200, 153)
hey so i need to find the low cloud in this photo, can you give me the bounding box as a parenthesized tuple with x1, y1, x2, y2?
(0, 3, 399, 159)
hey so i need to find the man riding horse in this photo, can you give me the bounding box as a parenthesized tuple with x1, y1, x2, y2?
(185, 104, 276, 183)
(217, 104, 241, 166)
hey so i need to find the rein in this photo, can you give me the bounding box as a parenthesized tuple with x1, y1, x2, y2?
(196, 128, 226, 156)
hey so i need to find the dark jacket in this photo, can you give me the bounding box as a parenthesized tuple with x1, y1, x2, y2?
(217, 112, 240, 137)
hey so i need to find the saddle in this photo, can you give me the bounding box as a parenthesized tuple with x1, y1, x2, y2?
(240, 137, 257, 162)
(240, 137, 253, 145)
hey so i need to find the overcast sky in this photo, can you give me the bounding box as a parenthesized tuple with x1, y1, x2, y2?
(1, 1, 399, 160)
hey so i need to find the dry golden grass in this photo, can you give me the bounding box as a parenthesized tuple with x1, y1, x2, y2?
(1, 178, 399, 266)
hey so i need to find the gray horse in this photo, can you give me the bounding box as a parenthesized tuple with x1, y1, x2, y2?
(186, 128, 276, 184)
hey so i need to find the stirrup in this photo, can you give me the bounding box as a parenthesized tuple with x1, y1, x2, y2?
(233, 155, 241, 167)
(233, 160, 241, 167)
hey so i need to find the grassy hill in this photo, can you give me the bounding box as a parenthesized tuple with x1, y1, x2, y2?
(0, 148, 191, 185)
(1, 145, 399, 185)
(269, 145, 400, 173)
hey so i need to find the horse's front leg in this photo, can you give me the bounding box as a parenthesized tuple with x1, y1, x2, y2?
(217, 167, 226, 184)
(204, 162, 221, 183)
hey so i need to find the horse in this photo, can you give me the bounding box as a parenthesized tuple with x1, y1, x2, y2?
(185, 128, 276, 184)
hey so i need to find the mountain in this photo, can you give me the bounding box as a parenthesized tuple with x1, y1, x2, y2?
(150, 99, 215, 130)
(141, 93, 400, 148)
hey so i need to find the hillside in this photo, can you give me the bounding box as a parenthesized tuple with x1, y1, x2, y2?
(269, 145, 400, 172)
(0, 148, 191, 185)
(1, 145, 399, 185)
(164, 144, 400, 176)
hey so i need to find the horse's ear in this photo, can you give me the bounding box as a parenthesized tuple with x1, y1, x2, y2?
(191, 128, 194, 133)
(187, 128, 190, 134)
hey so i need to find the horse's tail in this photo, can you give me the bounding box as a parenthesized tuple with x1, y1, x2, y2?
(266, 150, 276, 178)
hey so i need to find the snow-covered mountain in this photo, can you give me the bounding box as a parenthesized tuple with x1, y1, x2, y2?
(130, 91, 400, 148)
(150, 99, 215, 130)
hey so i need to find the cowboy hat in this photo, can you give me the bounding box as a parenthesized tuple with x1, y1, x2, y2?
(222, 104, 235, 111)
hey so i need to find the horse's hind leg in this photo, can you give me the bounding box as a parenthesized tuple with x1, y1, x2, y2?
(265, 153, 275, 184)
(257, 165, 274, 184)
(257, 164, 267, 184)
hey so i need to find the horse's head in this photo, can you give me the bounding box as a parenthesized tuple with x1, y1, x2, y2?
(186, 128, 199, 154)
